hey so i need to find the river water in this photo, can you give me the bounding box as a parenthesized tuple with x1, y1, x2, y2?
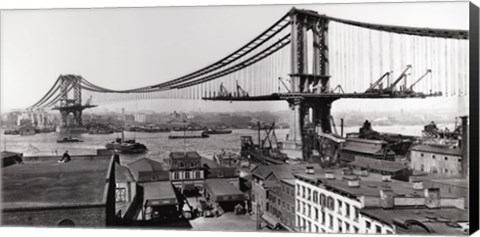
(1, 124, 453, 164)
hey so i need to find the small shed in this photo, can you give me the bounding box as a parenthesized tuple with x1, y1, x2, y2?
(143, 181, 179, 221)
(204, 179, 245, 212)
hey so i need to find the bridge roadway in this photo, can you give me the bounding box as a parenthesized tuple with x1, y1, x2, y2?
(202, 91, 442, 101)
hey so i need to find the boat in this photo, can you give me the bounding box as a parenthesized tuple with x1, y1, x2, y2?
(105, 137, 148, 154)
(57, 137, 84, 143)
(204, 129, 232, 135)
(168, 130, 209, 139)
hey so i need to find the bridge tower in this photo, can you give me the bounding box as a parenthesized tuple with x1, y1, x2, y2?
(52, 75, 96, 134)
(284, 9, 337, 160)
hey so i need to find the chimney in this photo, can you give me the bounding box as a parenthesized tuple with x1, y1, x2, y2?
(424, 188, 441, 209)
(325, 171, 335, 180)
(381, 174, 392, 182)
(347, 176, 361, 188)
(412, 179, 424, 190)
(306, 166, 315, 174)
(380, 189, 394, 209)
(460, 116, 468, 178)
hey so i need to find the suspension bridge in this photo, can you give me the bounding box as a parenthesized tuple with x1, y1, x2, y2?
(27, 7, 469, 159)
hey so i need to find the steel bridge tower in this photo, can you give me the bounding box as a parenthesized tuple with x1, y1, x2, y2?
(283, 9, 336, 160)
(52, 75, 96, 133)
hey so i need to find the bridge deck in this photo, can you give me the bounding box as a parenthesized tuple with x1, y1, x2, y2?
(202, 92, 440, 101)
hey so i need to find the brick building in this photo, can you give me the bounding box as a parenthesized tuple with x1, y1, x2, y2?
(1, 154, 116, 227)
(410, 144, 463, 176)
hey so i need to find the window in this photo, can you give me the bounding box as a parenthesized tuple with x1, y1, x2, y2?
(282, 186, 285, 193)
(329, 214, 333, 229)
(217, 171, 224, 177)
(345, 222, 350, 232)
(432, 155, 436, 159)
(297, 184, 300, 195)
(185, 171, 190, 179)
(58, 219, 75, 226)
(307, 188, 311, 201)
(307, 204, 311, 217)
(191, 162, 196, 168)
(179, 162, 185, 168)
(314, 207, 319, 220)
(302, 218, 306, 231)
(345, 203, 350, 218)
(338, 219, 343, 232)
(278, 198, 281, 206)
(366, 221, 371, 229)
(307, 221, 311, 232)
(174, 171, 180, 180)
(354, 227, 359, 233)
(302, 186, 306, 199)
(297, 200, 301, 212)
(444, 169, 449, 174)
(302, 202, 306, 215)
(320, 194, 326, 206)
(313, 191, 318, 203)
(445, 157, 448, 161)
(115, 188, 127, 202)
(386, 230, 393, 234)
(327, 196, 335, 211)
(315, 225, 319, 233)
(376, 225, 381, 234)
(420, 164, 425, 172)
(354, 207, 359, 221)
(337, 200, 343, 214)
(421, 153, 424, 157)
(286, 187, 289, 195)
(195, 170, 202, 178)
(321, 211, 325, 225)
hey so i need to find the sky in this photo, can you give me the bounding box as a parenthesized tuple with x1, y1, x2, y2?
(0, 1, 470, 114)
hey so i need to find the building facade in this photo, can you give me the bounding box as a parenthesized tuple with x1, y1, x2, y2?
(410, 144, 463, 176)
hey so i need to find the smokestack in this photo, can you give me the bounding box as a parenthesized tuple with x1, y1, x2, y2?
(460, 116, 468, 178)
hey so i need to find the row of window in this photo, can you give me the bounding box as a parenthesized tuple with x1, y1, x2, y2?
(176, 161, 199, 169)
(281, 184, 295, 197)
(296, 185, 359, 221)
(419, 153, 461, 162)
(297, 216, 359, 233)
(172, 170, 202, 180)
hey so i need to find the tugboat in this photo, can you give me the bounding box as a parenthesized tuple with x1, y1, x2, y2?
(105, 132, 148, 154)
(57, 136, 84, 143)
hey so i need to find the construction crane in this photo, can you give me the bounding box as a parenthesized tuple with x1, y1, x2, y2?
(236, 80, 248, 97)
(365, 71, 392, 93)
(219, 82, 230, 97)
(387, 65, 412, 92)
(408, 69, 432, 91)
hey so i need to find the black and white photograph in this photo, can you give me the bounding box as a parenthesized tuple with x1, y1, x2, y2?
(0, 0, 478, 236)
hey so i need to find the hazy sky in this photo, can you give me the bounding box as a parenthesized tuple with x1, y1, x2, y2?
(0, 1, 469, 114)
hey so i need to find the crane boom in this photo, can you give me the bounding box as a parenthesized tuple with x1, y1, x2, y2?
(365, 71, 391, 93)
(388, 65, 412, 90)
(409, 69, 432, 91)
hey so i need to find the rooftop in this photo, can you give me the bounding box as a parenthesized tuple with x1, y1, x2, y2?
(143, 181, 178, 206)
(169, 151, 202, 160)
(204, 179, 243, 196)
(115, 163, 135, 183)
(411, 144, 462, 156)
(252, 163, 322, 180)
(127, 158, 169, 182)
(1, 151, 23, 159)
(341, 144, 393, 155)
(346, 137, 387, 145)
(294, 168, 459, 199)
(349, 156, 407, 173)
(2, 154, 112, 210)
(361, 207, 468, 235)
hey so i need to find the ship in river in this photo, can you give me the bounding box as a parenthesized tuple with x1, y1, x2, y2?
(168, 130, 209, 139)
(204, 128, 232, 135)
(57, 136, 83, 143)
(105, 131, 148, 154)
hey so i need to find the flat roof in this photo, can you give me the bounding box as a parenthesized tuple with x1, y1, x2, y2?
(294, 169, 459, 199)
(361, 207, 468, 232)
(143, 181, 178, 206)
(205, 179, 243, 196)
(350, 156, 407, 173)
(429, 178, 469, 189)
(2, 155, 112, 210)
(169, 151, 201, 160)
(347, 137, 387, 145)
(411, 144, 462, 156)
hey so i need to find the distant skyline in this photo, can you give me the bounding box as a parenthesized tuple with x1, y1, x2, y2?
(0, 1, 469, 114)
